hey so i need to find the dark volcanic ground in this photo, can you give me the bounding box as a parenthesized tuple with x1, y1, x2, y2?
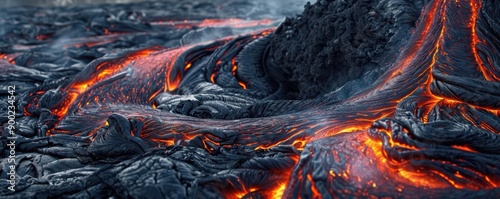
(0, 0, 305, 95)
(269, 0, 425, 99)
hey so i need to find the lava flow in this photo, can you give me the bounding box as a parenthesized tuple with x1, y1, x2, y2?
(150, 18, 276, 29)
(1, 0, 500, 198)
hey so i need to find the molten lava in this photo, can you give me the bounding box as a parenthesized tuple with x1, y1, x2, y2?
(150, 18, 275, 29)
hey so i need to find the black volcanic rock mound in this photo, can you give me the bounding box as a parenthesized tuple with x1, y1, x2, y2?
(268, 0, 425, 99)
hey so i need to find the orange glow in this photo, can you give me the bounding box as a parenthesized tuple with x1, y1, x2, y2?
(231, 57, 238, 74)
(292, 138, 307, 151)
(224, 177, 291, 199)
(238, 81, 247, 89)
(165, 47, 191, 92)
(148, 89, 162, 101)
(149, 138, 175, 146)
(0, 53, 16, 64)
(272, 183, 287, 199)
(167, 72, 182, 92)
(329, 170, 336, 177)
(229, 57, 248, 90)
(255, 143, 280, 151)
(324, 126, 366, 137)
(210, 73, 215, 83)
(184, 62, 192, 70)
(151, 18, 275, 29)
(470, 0, 499, 81)
(197, 18, 274, 28)
(451, 145, 477, 153)
(49, 46, 193, 118)
(52, 57, 133, 117)
(365, 138, 450, 189)
(33, 0, 500, 195)
(364, 0, 441, 91)
(306, 174, 321, 198)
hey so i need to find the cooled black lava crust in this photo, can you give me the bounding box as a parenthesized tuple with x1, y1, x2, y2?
(268, 0, 425, 99)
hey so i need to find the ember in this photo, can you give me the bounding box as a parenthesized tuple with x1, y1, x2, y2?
(1, 0, 499, 198)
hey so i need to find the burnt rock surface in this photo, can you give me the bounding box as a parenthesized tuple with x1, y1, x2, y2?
(268, 0, 425, 99)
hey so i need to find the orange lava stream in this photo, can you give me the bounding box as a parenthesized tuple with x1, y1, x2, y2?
(356, 0, 500, 191)
(238, 81, 247, 89)
(231, 57, 247, 89)
(424, 0, 500, 125)
(312, 0, 446, 141)
(470, 1, 500, 81)
(150, 18, 275, 29)
(0, 53, 16, 64)
(165, 48, 189, 92)
(26, 0, 500, 196)
(270, 0, 500, 195)
(225, 163, 295, 199)
(52, 50, 145, 117)
(51, 47, 192, 118)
